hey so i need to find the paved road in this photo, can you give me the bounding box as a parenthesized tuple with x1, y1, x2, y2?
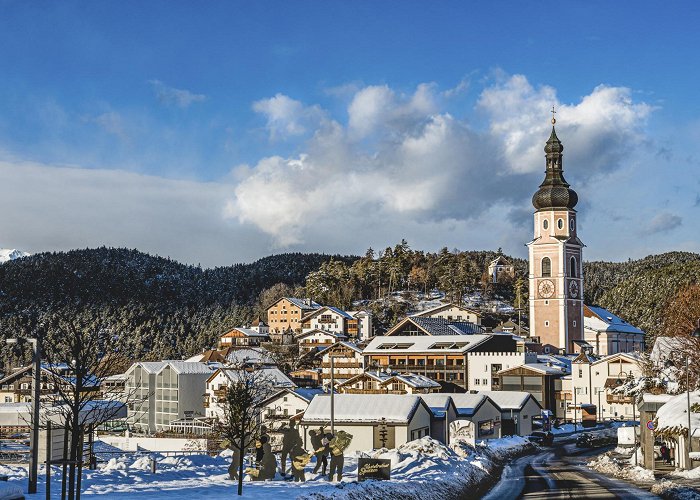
(482, 440, 659, 500)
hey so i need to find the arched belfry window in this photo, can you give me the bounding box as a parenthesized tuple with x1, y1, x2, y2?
(570, 256, 577, 278)
(542, 257, 551, 277)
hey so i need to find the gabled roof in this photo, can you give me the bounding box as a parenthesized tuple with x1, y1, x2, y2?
(338, 371, 391, 386)
(300, 306, 354, 323)
(302, 394, 427, 424)
(296, 328, 348, 340)
(386, 316, 485, 336)
(209, 366, 295, 388)
(225, 347, 276, 366)
(489, 255, 511, 267)
(417, 394, 456, 418)
(590, 351, 642, 367)
(138, 362, 168, 374)
(498, 362, 569, 376)
(163, 361, 216, 375)
(584, 305, 644, 335)
(269, 297, 322, 311)
(317, 341, 363, 356)
(476, 390, 541, 411)
(221, 328, 270, 338)
(385, 373, 441, 389)
(410, 303, 481, 319)
(450, 393, 492, 417)
(364, 334, 494, 354)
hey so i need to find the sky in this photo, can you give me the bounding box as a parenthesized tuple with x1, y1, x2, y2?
(0, 1, 699, 267)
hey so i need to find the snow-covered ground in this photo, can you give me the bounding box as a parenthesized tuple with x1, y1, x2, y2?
(0, 437, 533, 499)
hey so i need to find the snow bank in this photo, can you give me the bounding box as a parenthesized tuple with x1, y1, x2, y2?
(587, 454, 654, 482)
(651, 480, 700, 499)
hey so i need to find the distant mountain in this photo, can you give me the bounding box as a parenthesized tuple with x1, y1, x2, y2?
(0, 248, 30, 263)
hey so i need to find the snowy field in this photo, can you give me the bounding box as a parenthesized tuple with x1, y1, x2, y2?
(0, 436, 533, 500)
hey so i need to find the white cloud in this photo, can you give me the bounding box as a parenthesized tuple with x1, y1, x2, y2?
(252, 94, 325, 140)
(0, 160, 267, 267)
(228, 75, 655, 251)
(149, 79, 206, 108)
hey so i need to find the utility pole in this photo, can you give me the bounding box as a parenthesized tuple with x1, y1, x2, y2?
(330, 355, 335, 435)
(6, 337, 40, 494)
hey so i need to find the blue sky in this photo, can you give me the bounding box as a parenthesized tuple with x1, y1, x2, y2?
(0, 1, 698, 266)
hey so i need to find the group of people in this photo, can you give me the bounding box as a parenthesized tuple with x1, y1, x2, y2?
(659, 443, 674, 465)
(231, 421, 353, 483)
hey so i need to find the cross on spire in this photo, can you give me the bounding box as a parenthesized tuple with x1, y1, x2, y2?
(550, 105, 557, 125)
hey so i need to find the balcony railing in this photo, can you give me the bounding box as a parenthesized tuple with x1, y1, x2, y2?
(607, 394, 633, 404)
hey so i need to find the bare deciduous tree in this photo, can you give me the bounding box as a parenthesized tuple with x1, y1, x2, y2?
(215, 367, 275, 496)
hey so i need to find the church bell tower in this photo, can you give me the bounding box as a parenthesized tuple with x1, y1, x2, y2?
(527, 115, 584, 352)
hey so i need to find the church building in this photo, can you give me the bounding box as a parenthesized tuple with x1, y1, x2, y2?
(527, 119, 584, 352)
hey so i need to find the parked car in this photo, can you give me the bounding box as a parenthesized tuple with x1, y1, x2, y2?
(527, 431, 554, 446)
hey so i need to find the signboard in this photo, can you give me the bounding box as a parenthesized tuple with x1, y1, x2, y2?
(647, 420, 656, 431)
(449, 419, 475, 446)
(358, 458, 391, 481)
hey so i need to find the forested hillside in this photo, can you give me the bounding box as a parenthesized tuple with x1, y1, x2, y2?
(0, 247, 356, 360)
(0, 246, 698, 363)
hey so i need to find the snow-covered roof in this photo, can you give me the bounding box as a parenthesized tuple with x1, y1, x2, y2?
(292, 387, 325, 402)
(302, 394, 425, 424)
(389, 373, 441, 389)
(137, 361, 168, 374)
(163, 361, 216, 375)
(283, 297, 322, 310)
(296, 328, 348, 340)
(218, 367, 295, 388)
(221, 328, 270, 338)
(410, 303, 480, 318)
(364, 334, 493, 354)
(650, 337, 685, 364)
(225, 348, 276, 366)
(642, 394, 674, 404)
(655, 390, 700, 436)
(500, 362, 569, 376)
(476, 390, 540, 411)
(417, 394, 453, 418)
(449, 393, 490, 417)
(584, 305, 644, 335)
(591, 351, 642, 367)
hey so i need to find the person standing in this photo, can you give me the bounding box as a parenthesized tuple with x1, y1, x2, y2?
(327, 430, 352, 482)
(290, 443, 310, 482)
(280, 421, 302, 475)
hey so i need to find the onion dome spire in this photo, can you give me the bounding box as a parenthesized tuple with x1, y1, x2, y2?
(532, 110, 578, 211)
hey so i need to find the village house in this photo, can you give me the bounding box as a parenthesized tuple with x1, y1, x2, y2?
(0, 364, 100, 404)
(449, 393, 503, 441)
(410, 303, 482, 326)
(487, 255, 515, 284)
(300, 394, 433, 453)
(335, 370, 441, 395)
(288, 368, 322, 388)
(296, 328, 348, 354)
(496, 359, 569, 413)
(218, 326, 270, 349)
(477, 390, 542, 436)
(259, 387, 325, 429)
(558, 350, 643, 422)
(466, 351, 537, 391)
(346, 310, 373, 340)
(417, 394, 458, 444)
(583, 305, 645, 356)
(186, 346, 276, 367)
(267, 297, 321, 339)
(204, 366, 295, 420)
(318, 341, 365, 387)
(363, 334, 518, 390)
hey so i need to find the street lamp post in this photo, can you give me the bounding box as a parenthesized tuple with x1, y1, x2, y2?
(6, 337, 40, 494)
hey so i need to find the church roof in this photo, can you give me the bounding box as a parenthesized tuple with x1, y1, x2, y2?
(532, 126, 578, 211)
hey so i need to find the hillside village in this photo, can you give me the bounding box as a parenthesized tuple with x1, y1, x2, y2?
(1, 125, 698, 500)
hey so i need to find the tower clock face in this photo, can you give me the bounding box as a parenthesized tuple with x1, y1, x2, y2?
(538, 279, 555, 298)
(569, 280, 579, 298)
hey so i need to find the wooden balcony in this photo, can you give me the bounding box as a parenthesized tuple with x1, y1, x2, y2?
(340, 388, 404, 395)
(607, 394, 633, 404)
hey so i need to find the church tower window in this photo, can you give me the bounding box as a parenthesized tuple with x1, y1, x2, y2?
(542, 257, 551, 277)
(557, 218, 564, 230)
(570, 256, 577, 278)
(543, 219, 549, 230)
